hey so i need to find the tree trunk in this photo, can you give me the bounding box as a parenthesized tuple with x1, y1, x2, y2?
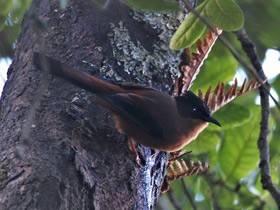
(0, 0, 182, 209)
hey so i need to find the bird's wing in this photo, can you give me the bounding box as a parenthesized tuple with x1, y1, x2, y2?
(98, 78, 156, 91)
(99, 93, 165, 138)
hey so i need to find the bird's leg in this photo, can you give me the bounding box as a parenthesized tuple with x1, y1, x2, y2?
(128, 137, 143, 167)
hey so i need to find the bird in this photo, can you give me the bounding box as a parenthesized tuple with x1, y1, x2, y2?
(33, 52, 221, 156)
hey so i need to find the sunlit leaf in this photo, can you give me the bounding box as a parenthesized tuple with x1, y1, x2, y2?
(207, 149, 219, 172)
(254, 170, 270, 196)
(262, 194, 279, 209)
(206, 0, 244, 31)
(187, 38, 238, 93)
(121, 0, 180, 12)
(216, 187, 236, 208)
(270, 155, 280, 185)
(238, 186, 262, 208)
(208, 103, 251, 130)
(0, 0, 12, 15)
(10, 0, 31, 21)
(219, 106, 261, 183)
(169, 177, 188, 202)
(232, 90, 259, 107)
(196, 178, 213, 207)
(0, 0, 31, 57)
(272, 74, 280, 94)
(269, 109, 280, 156)
(190, 56, 237, 93)
(169, 1, 207, 50)
(186, 130, 220, 155)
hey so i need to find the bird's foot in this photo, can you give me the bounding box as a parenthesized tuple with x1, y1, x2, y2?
(168, 150, 192, 166)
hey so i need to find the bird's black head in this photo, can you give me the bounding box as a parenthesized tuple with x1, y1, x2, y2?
(175, 91, 221, 127)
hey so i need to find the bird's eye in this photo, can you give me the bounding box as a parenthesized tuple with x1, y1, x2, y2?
(193, 108, 197, 111)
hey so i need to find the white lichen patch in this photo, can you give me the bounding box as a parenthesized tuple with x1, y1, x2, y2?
(108, 10, 186, 84)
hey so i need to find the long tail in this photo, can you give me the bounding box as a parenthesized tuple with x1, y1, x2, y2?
(33, 52, 124, 94)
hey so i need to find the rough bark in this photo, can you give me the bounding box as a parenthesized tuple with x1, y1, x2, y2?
(0, 0, 182, 209)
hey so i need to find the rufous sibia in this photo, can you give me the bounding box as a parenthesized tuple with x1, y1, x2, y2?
(33, 52, 221, 154)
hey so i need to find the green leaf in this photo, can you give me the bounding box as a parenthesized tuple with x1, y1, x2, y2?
(206, 0, 244, 31)
(216, 187, 236, 208)
(190, 56, 237, 94)
(207, 149, 219, 172)
(232, 89, 259, 107)
(269, 109, 280, 156)
(188, 39, 238, 94)
(121, 0, 180, 12)
(236, 0, 280, 56)
(197, 178, 214, 207)
(254, 170, 269, 197)
(0, 15, 7, 31)
(218, 106, 261, 183)
(238, 186, 261, 208)
(169, 177, 189, 203)
(272, 74, 280, 94)
(0, 23, 21, 57)
(255, 157, 280, 196)
(10, 0, 32, 22)
(185, 130, 220, 155)
(269, 155, 280, 185)
(169, 1, 207, 50)
(208, 103, 251, 130)
(0, 0, 12, 15)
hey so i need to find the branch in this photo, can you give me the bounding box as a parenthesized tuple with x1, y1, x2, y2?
(233, 29, 280, 208)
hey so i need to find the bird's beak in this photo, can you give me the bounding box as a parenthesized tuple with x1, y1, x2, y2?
(204, 116, 221, 127)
